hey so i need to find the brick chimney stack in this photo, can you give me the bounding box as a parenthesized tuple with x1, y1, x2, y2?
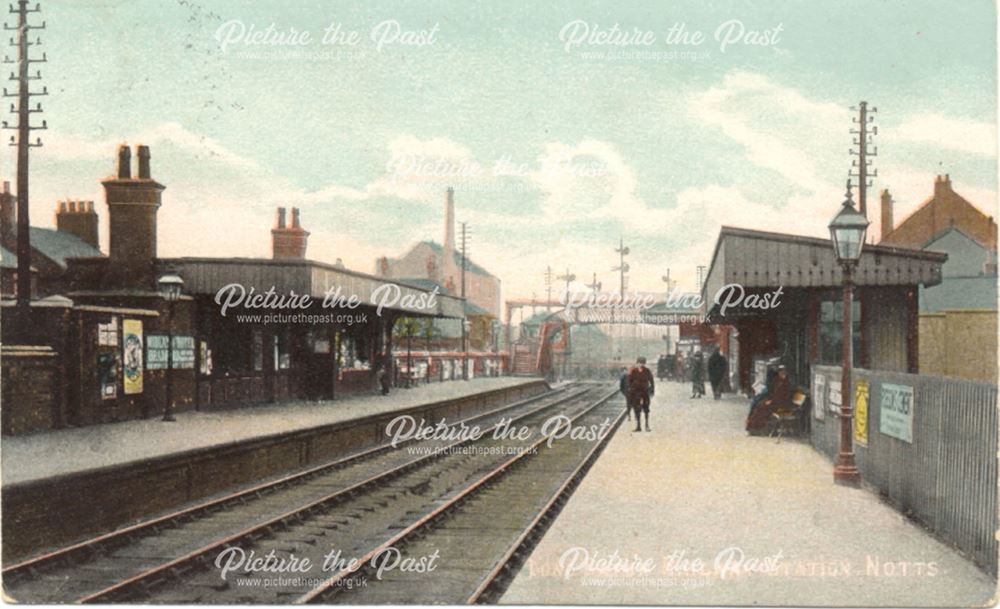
(56, 199, 99, 249)
(934, 173, 952, 197)
(272, 206, 309, 259)
(0, 181, 14, 246)
(102, 143, 165, 289)
(880, 188, 893, 241)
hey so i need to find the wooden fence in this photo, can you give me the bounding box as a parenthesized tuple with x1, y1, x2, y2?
(810, 365, 998, 575)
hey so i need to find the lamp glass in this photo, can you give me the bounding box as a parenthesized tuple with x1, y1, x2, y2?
(157, 273, 185, 302)
(828, 201, 870, 263)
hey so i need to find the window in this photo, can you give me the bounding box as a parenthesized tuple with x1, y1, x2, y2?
(252, 329, 264, 372)
(818, 297, 861, 366)
(274, 332, 291, 370)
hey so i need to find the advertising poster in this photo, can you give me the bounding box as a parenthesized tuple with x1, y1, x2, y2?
(812, 373, 826, 421)
(122, 319, 143, 395)
(854, 379, 869, 447)
(880, 383, 915, 444)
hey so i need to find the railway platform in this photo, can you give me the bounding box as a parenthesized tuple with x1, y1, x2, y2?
(3, 376, 535, 486)
(501, 380, 996, 606)
(2, 376, 549, 563)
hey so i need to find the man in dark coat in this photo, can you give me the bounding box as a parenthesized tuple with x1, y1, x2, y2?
(690, 351, 705, 399)
(627, 357, 655, 432)
(707, 348, 728, 400)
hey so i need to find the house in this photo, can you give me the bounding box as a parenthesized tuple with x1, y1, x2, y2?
(376, 187, 501, 319)
(879, 177, 997, 381)
(0, 182, 102, 297)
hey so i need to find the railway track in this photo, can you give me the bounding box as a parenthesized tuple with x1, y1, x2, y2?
(299, 385, 625, 604)
(3, 383, 597, 603)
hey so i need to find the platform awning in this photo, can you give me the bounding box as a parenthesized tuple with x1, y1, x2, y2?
(702, 227, 947, 307)
(160, 257, 466, 319)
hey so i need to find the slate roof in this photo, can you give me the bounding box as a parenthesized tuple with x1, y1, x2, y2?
(420, 240, 494, 278)
(28, 227, 103, 269)
(1, 245, 17, 269)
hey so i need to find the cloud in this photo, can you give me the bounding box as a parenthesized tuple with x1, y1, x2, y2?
(531, 139, 670, 233)
(688, 70, 849, 194)
(895, 114, 997, 157)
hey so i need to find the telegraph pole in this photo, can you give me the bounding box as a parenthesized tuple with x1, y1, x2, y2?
(612, 238, 630, 358)
(544, 265, 553, 310)
(613, 237, 630, 297)
(3, 0, 47, 324)
(459, 221, 469, 380)
(585, 272, 601, 368)
(661, 268, 673, 292)
(586, 272, 601, 294)
(850, 101, 878, 218)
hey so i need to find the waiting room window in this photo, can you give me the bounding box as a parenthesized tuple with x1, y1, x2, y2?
(818, 297, 860, 366)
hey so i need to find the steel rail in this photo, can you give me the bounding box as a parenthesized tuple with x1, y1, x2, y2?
(294, 387, 620, 604)
(3, 384, 572, 580)
(73, 386, 596, 604)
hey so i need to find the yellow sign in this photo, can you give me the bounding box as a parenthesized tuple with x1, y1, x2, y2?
(122, 319, 144, 395)
(854, 379, 869, 446)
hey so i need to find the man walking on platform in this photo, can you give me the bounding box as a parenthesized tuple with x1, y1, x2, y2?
(708, 347, 728, 400)
(627, 357, 655, 432)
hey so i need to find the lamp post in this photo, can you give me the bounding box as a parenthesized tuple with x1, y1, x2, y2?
(828, 181, 869, 487)
(157, 272, 184, 422)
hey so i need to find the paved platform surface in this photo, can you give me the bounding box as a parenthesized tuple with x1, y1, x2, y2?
(2, 377, 537, 486)
(502, 380, 997, 607)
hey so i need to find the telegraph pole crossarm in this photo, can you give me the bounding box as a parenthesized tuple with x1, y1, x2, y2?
(849, 101, 878, 218)
(4, 0, 47, 333)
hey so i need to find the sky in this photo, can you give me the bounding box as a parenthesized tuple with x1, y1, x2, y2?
(2, 0, 996, 303)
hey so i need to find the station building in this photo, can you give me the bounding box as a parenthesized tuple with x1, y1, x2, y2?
(0, 144, 466, 434)
(700, 226, 947, 392)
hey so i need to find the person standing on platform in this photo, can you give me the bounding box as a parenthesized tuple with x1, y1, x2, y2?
(618, 366, 631, 421)
(378, 353, 393, 396)
(690, 350, 706, 399)
(627, 357, 655, 432)
(708, 347, 728, 400)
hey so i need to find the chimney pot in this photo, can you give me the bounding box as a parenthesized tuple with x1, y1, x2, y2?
(291, 207, 301, 229)
(276, 207, 286, 229)
(117, 144, 132, 179)
(58, 200, 66, 213)
(137, 144, 151, 179)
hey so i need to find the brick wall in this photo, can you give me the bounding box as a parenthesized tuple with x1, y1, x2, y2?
(1, 347, 64, 434)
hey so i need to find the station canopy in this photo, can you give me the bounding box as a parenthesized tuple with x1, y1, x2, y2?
(160, 257, 466, 319)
